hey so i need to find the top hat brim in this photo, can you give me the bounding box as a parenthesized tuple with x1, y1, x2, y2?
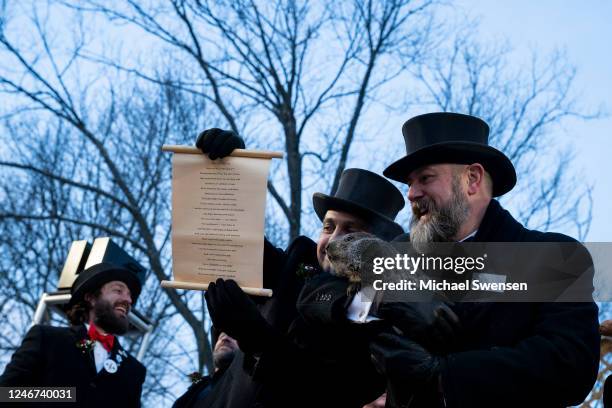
(312, 193, 404, 239)
(70, 265, 142, 306)
(383, 142, 516, 197)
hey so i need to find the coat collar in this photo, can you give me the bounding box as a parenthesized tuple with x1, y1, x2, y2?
(71, 325, 97, 376)
(70, 324, 88, 339)
(473, 199, 524, 242)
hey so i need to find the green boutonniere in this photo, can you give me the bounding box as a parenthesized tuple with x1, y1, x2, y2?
(296, 263, 320, 279)
(188, 371, 203, 384)
(76, 339, 95, 353)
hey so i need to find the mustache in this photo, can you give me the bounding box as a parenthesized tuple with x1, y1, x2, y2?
(113, 301, 131, 313)
(409, 180, 470, 245)
(411, 197, 436, 217)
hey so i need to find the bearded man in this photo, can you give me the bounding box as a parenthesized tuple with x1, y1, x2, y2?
(173, 331, 240, 408)
(0, 263, 146, 407)
(367, 112, 600, 407)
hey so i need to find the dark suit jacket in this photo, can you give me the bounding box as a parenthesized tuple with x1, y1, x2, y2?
(399, 199, 600, 407)
(192, 236, 319, 408)
(173, 369, 229, 408)
(0, 324, 146, 407)
(220, 248, 389, 408)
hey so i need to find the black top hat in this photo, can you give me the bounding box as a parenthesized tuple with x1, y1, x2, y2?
(211, 325, 221, 347)
(383, 112, 516, 196)
(69, 262, 142, 306)
(312, 169, 405, 240)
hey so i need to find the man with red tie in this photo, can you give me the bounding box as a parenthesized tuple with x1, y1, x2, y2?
(0, 263, 146, 407)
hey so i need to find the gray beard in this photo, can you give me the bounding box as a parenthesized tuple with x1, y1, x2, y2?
(409, 177, 469, 251)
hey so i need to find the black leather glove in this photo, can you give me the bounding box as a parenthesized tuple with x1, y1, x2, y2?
(205, 279, 276, 353)
(377, 300, 460, 352)
(196, 128, 245, 159)
(370, 333, 443, 407)
(296, 273, 352, 326)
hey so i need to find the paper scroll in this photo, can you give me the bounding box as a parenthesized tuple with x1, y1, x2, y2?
(161, 146, 282, 297)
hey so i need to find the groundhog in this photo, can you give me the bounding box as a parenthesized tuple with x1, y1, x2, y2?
(326, 232, 400, 294)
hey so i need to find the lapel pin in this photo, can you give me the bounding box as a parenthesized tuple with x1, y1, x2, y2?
(103, 358, 118, 374)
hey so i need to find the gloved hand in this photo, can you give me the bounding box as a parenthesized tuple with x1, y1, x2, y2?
(205, 279, 275, 353)
(296, 273, 353, 326)
(196, 128, 245, 159)
(377, 300, 460, 352)
(370, 333, 443, 407)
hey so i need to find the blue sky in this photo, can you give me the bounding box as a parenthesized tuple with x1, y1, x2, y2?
(456, 0, 612, 241)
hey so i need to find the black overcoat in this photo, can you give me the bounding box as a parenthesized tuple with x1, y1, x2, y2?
(0, 324, 146, 407)
(405, 199, 600, 407)
(173, 370, 227, 408)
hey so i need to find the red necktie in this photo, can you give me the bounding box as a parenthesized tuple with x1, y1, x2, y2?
(87, 323, 115, 352)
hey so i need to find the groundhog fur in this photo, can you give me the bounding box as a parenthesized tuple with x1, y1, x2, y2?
(326, 232, 419, 295)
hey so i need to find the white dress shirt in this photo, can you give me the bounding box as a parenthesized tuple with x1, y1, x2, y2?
(85, 323, 110, 373)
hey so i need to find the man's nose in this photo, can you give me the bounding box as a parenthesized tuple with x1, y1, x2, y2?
(325, 239, 333, 253)
(407, 184, 423, 202)
(327, 229, 346, 247)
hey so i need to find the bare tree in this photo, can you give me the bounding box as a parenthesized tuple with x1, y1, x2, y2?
(65, 0, 437, 240)
(412, 26, 596, 239)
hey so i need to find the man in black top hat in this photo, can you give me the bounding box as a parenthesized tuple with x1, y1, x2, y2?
(365, 112, 599, 407)
(0, 262, 146, 407)
(189, 129, 435, 407)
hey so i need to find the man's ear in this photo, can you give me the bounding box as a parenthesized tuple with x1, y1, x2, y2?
(466, 163, 486, 196)
(84, 292, 95, 307)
